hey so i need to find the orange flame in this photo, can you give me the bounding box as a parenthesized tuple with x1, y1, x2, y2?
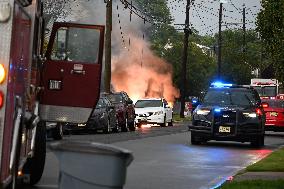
(111, 36, 180, 104)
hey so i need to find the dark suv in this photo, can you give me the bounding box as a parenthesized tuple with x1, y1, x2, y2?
(103, 92, 136, 132)
(189, 82, 266, 147)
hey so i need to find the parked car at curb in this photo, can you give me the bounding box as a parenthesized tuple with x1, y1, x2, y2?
(135, 98, 173, 127)
(261, 99, 284, 132)
(103, 92, 136, 132)
(64, 97, 118, 133)
(87, 97, 118, 133)
(189, 82, 266, 147)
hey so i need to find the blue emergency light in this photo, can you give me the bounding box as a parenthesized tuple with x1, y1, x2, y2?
(211, 82, 233, 88)
(214, 108, 221, 113)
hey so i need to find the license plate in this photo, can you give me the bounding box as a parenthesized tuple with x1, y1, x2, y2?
(219, 126, 230, 133)
(78, 123, 86, 127)
(49, 80, 62, 90)
(270, 112, 278, 117)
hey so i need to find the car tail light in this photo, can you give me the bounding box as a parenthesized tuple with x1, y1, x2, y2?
(0, 91, 4, 108)
(0, 64, 6, 84)
(256, 108, 262, 116)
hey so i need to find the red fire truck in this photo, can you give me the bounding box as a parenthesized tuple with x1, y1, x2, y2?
(0, 0, 104, 188)
(250, 78, 279, 99)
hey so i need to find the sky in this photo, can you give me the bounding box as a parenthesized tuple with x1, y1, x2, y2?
(168, 0, 262, 35)
(57, 0, 262, 37)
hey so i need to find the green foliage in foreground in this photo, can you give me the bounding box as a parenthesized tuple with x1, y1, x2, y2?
(246, 147, 284, 172)
(218, 180, 284, 189)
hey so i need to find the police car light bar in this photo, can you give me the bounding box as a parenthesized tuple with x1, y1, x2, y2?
(211, 82, 233, 88)
(214, 108, 221, 113)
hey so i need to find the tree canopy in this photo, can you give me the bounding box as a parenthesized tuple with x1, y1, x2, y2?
(256, 0, 284, 82)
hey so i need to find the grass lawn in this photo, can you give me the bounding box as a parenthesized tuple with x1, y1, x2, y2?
(173, 114, 191, 122)
(219, 180, 284, 189)
(246, 147, 284, 172)
(218, 147, 284, 189)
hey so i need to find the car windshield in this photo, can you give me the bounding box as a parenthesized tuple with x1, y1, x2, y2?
(262, 100, 284, 108)
(135, 100, 162, 108)
(203, 88, 258, 106)
(107, 94, 123, 104)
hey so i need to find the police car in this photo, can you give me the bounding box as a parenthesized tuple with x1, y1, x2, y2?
(189, 82, 266, 147)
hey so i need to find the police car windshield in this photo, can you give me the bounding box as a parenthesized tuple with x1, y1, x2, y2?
(135, 100, 162, 108)
(203, 88, 257, 106)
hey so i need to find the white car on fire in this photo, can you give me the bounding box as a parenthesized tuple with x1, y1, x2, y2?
(135, 98, 173, 127)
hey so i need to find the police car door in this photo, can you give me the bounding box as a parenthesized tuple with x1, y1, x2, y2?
(39, 22, 104, 123)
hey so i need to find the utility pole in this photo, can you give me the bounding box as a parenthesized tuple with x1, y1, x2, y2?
(104, 0, 112, 93)
(217, 2, 223, 79)
(180, 0, 192, 118)
(242, 3, 246, 65)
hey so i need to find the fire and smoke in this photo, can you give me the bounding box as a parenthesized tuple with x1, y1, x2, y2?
(111, 36, 180, 104)
(64, 0, 180, 104)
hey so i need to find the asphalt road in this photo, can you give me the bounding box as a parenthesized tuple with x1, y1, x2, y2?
(25, 122, 284, 189)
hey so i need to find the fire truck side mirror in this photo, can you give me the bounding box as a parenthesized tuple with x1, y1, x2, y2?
(30, 84, 36, 94)
(39, 55, 46, 62)
(37, 55, 46, 69)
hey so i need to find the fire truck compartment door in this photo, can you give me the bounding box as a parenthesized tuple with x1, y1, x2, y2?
(40, 22, 104, 123)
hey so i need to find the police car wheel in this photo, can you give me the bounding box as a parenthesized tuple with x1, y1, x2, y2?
(23, 121, 46, 185)
(251, 135, 264, 148)
(191, 132, 202, 145)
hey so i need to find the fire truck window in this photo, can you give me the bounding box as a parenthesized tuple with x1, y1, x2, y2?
(253, 86, 262, 96)
(51, 27, 100, 63)
(263, 87, 277, 97)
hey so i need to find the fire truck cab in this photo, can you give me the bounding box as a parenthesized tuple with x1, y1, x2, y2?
(0, 0, 104, 188)
(250, 78, 279, 99)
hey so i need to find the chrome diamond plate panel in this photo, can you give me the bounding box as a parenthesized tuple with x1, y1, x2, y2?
(0, 0, 14, 167)
(39, 105, 93, 123)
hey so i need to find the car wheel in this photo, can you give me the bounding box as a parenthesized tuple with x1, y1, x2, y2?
(168, 116, 173, 126)
(251, 135, 264, 148)
(191, 132, 202, 145)
(136, 123, 142, 128)
(129, 120, 136, 131)
(160, 115, 166, 127)
(52, 123, 63, 140)
(121, 117, 128, 132)
(112, 120, 120, 133)
(103, 119, 111, 134)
